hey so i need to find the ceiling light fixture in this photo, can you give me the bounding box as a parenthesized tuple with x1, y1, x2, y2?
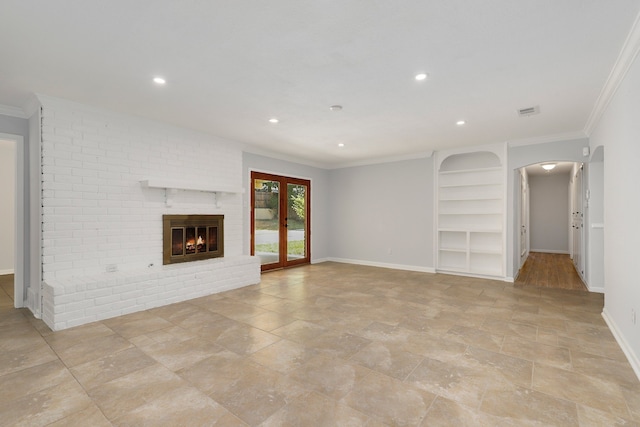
(415, 73, 428, 81)
(329, 105, 342, 111)
(456, 120, 466, 126)
(541, 163, 556, 171)
(268, 118, 279, 124)
(338, 143, 345, 148)
(153, 77, 166, 85)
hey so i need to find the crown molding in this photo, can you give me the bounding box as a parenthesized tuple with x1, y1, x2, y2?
(506, 131, 587, 148)
(584, 11, 640, 136)
(244, 144, 434, 170)
(22, 94, 42, 118)
(0, 104, 27, 119)
(329, 150, 434, 170)
(242, 144, 332, 169)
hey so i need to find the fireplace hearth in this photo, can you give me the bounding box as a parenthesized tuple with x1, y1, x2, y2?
(163, 215, 224, 265)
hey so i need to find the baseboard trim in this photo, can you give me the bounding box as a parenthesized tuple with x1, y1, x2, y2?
(587, 285, 605, 294)
(0, 269, 14, 275)
(530, 249, 569, 254)
(311, 258, 330, 264)
(436, 269, 508, 282)
(327, 257, 436, 273)
(602, 308, 640, 381)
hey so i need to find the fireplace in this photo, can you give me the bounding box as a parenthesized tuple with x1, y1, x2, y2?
(163, 215, 224, 265)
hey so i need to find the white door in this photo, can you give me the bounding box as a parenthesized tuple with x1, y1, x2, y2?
(519, 169, 529, 267)
(571, 164, 585, 278)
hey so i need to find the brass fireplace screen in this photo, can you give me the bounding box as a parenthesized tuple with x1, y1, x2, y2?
(163, 215, 224, 265)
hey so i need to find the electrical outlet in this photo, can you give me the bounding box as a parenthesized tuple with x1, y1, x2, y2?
(106, 264, 117, 273)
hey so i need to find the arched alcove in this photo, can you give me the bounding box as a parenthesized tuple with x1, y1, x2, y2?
(436, 146, 506, 278)
(439, 151, 501, 172)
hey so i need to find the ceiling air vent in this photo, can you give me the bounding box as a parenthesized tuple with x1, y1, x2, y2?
(517, 105, 540, 117)
(518, 105, 540, 117)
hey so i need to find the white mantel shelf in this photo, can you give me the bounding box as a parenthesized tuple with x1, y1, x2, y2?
(140, 179, 244, 194)
(140, 179, 243, 207)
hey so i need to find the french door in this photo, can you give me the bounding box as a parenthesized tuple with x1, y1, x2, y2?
(251, 171, 310, 271)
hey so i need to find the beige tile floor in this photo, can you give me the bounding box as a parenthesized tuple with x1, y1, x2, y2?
(1, 263, 639, 426)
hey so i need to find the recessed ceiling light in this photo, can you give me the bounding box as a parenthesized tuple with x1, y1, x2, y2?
(456, 120, 466, 126)
(338, 143, 345, 148)
(541, 163, 556, 171)
(268, 118, 279, 124)
(329, 105, 343, 111)
(153, 77, 166, 85)
(415, 73, 428, 81)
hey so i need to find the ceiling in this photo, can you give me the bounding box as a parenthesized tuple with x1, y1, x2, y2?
(1, 1, 639, 168)
(525, 162, 575, 177)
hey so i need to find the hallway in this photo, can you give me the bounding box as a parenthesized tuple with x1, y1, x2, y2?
(0, 273, 13, 303)
(515, 252, 587, 291)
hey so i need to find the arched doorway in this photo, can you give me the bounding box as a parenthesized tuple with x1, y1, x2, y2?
(515, 161, 586, 290)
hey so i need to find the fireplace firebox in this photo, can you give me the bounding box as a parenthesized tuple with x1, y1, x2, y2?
(163, 215, 224, 265)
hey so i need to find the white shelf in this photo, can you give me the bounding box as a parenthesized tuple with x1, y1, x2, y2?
(440, 248, 467, 253)
(438, 227, 502, 233)
(140, 179, 244, 194)
(439, 166, 502, 175)
(439, 182, 502, 189)
(469, 248, 502, 255)
(140, 179, 244, 207)
(439, 195, 502, 201)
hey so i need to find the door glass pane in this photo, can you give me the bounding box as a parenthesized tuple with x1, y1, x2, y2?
(208, 226, 218, 252)
(196, 227, 207, 253)
(185, 227, 196, 254)
(171, 228, 184, 256)
(287, 183, 307, 261)
(254, 179, 280, 265)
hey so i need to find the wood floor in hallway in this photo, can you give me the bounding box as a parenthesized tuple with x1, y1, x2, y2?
(515, 252, 587, 291)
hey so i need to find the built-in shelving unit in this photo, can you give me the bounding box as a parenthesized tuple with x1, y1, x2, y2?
(436, 146, 506, 278)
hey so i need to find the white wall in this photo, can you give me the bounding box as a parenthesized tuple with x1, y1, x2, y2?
(242, 152, 331, 262)
(590, 49, 640, 375)
(528, 172, 570, 253)
(328, 156, 434, 271)
(38, 95, 244, 280)
(0, 140, 15, 274)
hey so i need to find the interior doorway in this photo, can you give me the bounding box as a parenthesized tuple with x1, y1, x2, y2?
(0, 134, 23, 307)
(515, 161, 587, 290)
(570, 163, 585, 279)
(250, 171, 310, 271)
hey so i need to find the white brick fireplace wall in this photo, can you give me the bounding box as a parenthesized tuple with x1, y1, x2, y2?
(37, 96, 260, 330)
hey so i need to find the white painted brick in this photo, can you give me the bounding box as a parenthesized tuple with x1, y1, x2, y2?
(40, 99, 251, 330)
(55, 309, 87, 323)
(95, 294, 121, 306)
(85, 288, 113, 299)
(64, 299, 95, 313)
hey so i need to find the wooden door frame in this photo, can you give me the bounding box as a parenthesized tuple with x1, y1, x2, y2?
(250, 171, 311, 271)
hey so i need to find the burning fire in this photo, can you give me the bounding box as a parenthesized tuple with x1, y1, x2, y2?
(186, 235, 205, 252)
